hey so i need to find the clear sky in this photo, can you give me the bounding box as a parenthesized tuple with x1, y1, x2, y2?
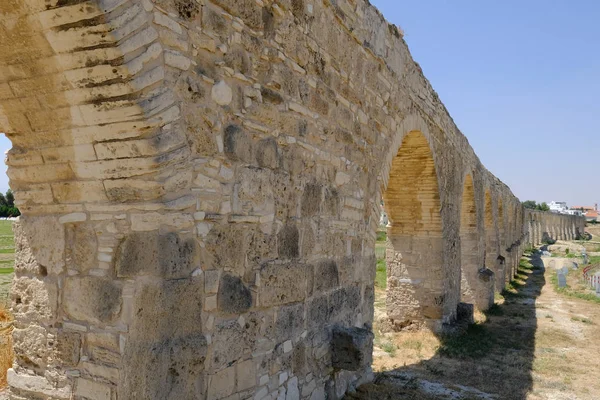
(0, 1, 598, 207)
(370, 0, 600, 207)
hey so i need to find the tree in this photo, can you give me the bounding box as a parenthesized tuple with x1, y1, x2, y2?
(523, 200, 537, 209)
(6, 189, 14, 207)
(536, 202, 550, 212)
(0, 190, 19, 218)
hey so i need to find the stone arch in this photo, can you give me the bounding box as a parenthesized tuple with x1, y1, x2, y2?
(459, 174, 477, 301)
(484, 189, 496, 263)
(459, 174, 493, 310)
(484, 189, 499, 297)
(382, 129, 447, 331)
(496, 197, 507, 289)
(506, 202, 518, 280)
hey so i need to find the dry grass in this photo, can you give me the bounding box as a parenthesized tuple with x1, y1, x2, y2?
(361, 250, 600, 400)
(0, 304, 13, 388)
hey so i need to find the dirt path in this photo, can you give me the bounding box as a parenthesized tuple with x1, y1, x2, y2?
(348, 251, 600, 400)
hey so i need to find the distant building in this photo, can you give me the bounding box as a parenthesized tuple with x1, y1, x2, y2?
(571, 204, 598, 213)
(565, 209, 584, 216)
(585, 210, 598, 223)
(549, 201, 568, 213)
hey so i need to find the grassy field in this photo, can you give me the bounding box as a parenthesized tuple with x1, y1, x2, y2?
(0, 221, 13, 388)
(0, 221, 14, 305)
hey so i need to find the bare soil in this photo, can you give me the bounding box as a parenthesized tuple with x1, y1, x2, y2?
(349, 247, 600, 400)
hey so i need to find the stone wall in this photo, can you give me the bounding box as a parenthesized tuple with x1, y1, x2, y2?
(0, 0, 586, 399)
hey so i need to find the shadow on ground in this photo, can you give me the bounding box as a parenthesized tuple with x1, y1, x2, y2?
(348, 252, 545, 400)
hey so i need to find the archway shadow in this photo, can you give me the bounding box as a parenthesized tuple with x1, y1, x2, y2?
(350, 250, 545, 399)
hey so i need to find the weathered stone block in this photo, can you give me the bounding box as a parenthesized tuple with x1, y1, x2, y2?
(256, 138, 280, 169)
(308, 295, 328, 329)
(207, 365, 235, 400)
(224, 124, 253, 162)
(211, 318, 257, 370)
(11, 276, 56, 324)
(236, 359, 256, 391)
(120, 278, 206, 399)
(14, 216, 65, 275)
(278, 224, 299, 259)
(63, 277, 122, 325)
(275, 302, 305, 341)
(235, 167, 275, 215)
(75, 378, 111, 400)
(331, 326, 373, 371)
(65, 223, 97, 273)
(13, 325, 47, 369)
(218, 274, 252, 314)
(115, 231, 198, 278)
(301, 183, 322, 217)
(53, 331, 81, 367)
(259, 262, 307, 306)
(313, 260, 339, 292)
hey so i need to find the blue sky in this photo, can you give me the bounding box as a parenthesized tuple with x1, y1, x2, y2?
(0, 1, 598, 206)
(370, 0, 600, 206)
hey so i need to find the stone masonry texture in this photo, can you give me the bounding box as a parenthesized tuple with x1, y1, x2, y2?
(0, 0, 585, 399)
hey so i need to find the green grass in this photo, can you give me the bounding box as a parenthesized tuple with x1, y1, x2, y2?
(551, 273, 600, 305)
(438, 324, 496, 359)
(0, 237, 14, 249)
(376, 230, 387, 242)
(0, 221, 14, 272)
(589, 256, 600, 265)
(375, 258, 387, 289)
(571, 316, 594, 325)
(0, 221, 14, 237)
(380, 341, 397, 357)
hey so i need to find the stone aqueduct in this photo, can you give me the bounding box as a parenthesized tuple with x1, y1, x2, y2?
(0, 0, 585, 399)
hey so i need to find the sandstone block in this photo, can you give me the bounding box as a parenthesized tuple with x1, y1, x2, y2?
(277, 224, 299, 260)
(236, 359, 256, 391)
(218, 274, 252, 314)
(63, 277, 122, 325)
(224, 124, 253, 162)
(276, 303, 305, 341)
(14, 216, 65, 275)
(7, 369, 71, 399)
(120, 278, 206, 399)
(211, 318, 257, 370)
(115, 231, 198, 279)
(331, 326, 373, 371)
(54, 331, 81, 367)
(259, 262, 307, 306)
(207, 365, 235, 400)
(65, 223, 97, 273)
(12, 277, 56, 323)
(75, 378, 111, 400)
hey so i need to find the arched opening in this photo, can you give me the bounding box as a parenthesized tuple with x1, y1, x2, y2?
(496, 198, 506, 290)
(483, 189, 498, 303)
(484, 190, 496, 267)
(383, 130, 446, 331)
(506, 204, 516, 282)
(459, 175, 492, 310)
(459, 174, 478, 304)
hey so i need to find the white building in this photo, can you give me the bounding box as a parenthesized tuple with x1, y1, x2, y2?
(549, 201, 568, 213)
(564, 209, 583, 216)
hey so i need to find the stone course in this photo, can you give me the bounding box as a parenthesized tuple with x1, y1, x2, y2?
(0, 0, 585, 399)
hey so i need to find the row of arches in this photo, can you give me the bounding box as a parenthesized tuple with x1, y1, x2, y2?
(379, 129, 567, 330)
